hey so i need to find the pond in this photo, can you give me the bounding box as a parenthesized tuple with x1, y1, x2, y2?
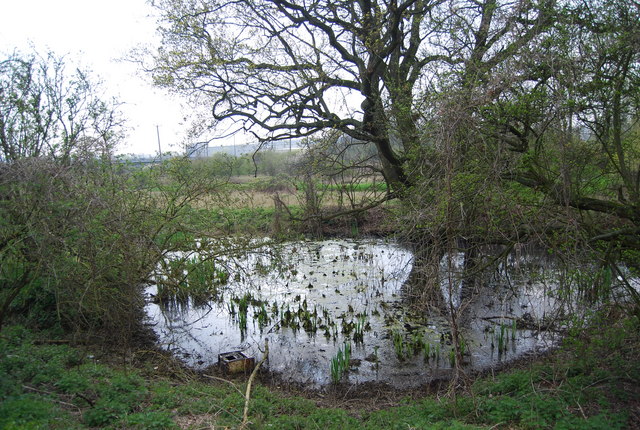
(145, 238, 560, 389)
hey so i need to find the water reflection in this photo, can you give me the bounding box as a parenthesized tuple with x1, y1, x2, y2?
(145, 239, 560, 388)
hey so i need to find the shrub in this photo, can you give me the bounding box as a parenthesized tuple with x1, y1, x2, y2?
(0, 157, 228, 343)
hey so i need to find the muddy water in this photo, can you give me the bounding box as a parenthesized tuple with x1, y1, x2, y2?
(145, 239, 559, 389)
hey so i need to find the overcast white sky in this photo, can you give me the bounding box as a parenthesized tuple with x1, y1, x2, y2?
(0, 0, 192, 155)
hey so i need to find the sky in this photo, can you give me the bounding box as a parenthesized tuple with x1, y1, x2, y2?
(0, 0, 192, 155)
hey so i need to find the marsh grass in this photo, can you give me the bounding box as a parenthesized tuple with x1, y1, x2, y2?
(392, 329, 404, 359)
(330, 342, 352, 384)
(489, 321, 516, 354)
(353, 314, 367, 343)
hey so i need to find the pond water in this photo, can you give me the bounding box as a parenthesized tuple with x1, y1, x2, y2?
(145, 238, 560, 389)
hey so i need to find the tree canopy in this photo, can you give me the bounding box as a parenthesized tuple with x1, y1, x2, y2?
(0, 50, 124, 163)
(146, 0, 640, 254)
(147, 0, 557, 192)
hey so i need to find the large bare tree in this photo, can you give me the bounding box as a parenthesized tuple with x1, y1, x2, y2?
(146, 0, 555, 195)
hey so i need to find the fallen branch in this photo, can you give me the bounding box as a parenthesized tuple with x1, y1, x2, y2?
(74, 392, 95, 408)
(240, 339, 269, 429)
(202, 374, 244, 396)
(481, 316, 518, 321)
(22, 385, 81, 411)
(481, 315, 556, 331)
(32, 339, 73, 345)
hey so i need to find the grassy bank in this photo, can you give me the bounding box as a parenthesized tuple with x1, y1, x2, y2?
(178, 203, 395, 239)
(178, 174, 394, 237)
(1, 310, 637, 429)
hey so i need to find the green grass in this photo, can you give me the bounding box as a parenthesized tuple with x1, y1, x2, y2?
(0, 313, 637, 429)
(323, 182, 388, 193)
(190, 206, 304, 235)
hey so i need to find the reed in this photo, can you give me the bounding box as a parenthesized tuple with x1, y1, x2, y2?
(392, 329, 404, 359)
(423, 341, 431, 362)
(353, 314, 367, 343)
(330, 342, 352, 383)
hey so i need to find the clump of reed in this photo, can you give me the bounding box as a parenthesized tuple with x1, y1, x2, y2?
(330, 342, 352, 383)
(491, 319, 518, 354)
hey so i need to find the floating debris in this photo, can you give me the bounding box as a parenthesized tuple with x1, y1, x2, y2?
(218, 351, 255, 374)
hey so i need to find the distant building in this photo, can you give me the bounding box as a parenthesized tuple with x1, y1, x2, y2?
(186, 139, 303, 158)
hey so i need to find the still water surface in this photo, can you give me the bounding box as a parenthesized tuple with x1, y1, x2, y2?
(146, 239, 558, 388)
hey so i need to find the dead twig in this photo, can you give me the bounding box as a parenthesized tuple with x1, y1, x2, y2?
(240, 339, 269, 429)
(22, 385, 81, 412)
(32, 339, 73, 345)
(74, 392, 95, 408)
(202, 374, 244, 396)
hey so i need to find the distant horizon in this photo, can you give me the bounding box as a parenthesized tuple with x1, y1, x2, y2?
(117, 138, 305, 159)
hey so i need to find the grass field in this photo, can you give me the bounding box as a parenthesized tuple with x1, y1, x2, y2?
(186, 176, 389, 209)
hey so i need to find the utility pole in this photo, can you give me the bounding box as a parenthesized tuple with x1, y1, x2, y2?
(156, 125, 162, 158)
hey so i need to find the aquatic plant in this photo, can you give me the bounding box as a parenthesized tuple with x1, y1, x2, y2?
(449, 337, 467, 366)
(411, 331, 424, 353)
(282, 305, 293, 326)
(405, 339, 414, 356)
(155, 255, 230, 305)
(497, 324, 505, 353)
(493, 322, 512, 354)
(341, 318, 354, 336)
(193, 257, 229, 285)
(254, 259, 270, 275)
(228, 301, 236, 316)
(256, 303, 270, 329)
(234, 293, 253, 337)
(423, 342, 431, 362)
(238, 310, 248, 334)
(301, 309, 316, 333)
(330, 342, 351, 384)
(277, 301, 326, 335)
(353, 314, 367, 343)
(392, 329, 404, 359)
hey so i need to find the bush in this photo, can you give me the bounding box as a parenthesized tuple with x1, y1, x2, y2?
(0, 157, 228, 343)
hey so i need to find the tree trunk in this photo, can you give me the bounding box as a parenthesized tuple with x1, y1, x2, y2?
(404, 235, 446, 311)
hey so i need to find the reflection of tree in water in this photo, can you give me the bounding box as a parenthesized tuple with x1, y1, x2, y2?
(146, 240, 569, 388)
